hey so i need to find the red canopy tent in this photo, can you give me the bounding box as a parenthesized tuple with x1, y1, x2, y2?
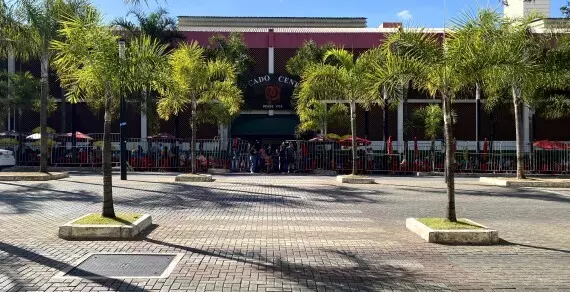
(59, 131, 92, 140)
(339, 136, 371, 146)
(533, 140, 570, 150)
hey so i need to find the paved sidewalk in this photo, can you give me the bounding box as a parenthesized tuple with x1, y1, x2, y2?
(0, 174, 569, 291)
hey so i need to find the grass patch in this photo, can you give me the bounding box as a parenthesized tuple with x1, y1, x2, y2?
(417, 218, 484, 230)
(73, 213, 142, 225)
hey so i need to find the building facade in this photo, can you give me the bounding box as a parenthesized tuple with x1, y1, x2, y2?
(4, 1, 570, 147)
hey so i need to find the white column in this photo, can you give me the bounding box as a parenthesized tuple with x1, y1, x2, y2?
(140, 93, 148, 139)
(523, 104, 530, 150)
(397, 100, 404, 153)
(268, 47, 275, 74)
(7, 47, 15, 131)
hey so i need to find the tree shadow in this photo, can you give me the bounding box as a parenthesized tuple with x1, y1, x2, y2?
(63, 179, 308, 210)
(0, 182, 99, 214)
(389, 183, 570, 203)
(143, 238, 447, 291)
(0, 241, 150, 291)
(496, 239, 570, 254)
(229, 181, 384, 204)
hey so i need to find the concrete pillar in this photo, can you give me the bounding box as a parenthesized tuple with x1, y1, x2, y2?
(397, 101, 404, 153)
(141, 91, 148, 139)
(7, 48, 15, 131)
(523, 104, 530, 150)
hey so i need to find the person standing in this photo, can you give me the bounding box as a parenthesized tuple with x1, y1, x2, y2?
(230, 146, 239, 173)
(286, 142, 296, 173)
(279, 143, 287, 173)
(249, 143, 257, 174)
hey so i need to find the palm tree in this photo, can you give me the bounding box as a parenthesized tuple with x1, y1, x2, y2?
(387, 27, 464, 221)
(156, 42, 243, 174)
(296, 48, 371, 175)
(13, 0, 90, 173)
(482, 15, 548, 179)
(52, 7, 168, 218)
(112, 7, 183, 137)
(448, 10, 504, 153)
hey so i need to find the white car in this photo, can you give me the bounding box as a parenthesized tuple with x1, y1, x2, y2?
(0, 149, 16, 169)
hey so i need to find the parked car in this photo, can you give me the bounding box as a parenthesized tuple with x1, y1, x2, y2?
(0, 149, 16, 169)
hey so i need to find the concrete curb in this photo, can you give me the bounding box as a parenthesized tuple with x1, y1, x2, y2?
(0, 172, 69, 181)
(479, 177, 570, 188)
(406, 218, 499, 244)
(175, 174, 214, 182)
(336, 175, 375, 184)
(58, 214, 152, 240)
(208, 168, 230, 174)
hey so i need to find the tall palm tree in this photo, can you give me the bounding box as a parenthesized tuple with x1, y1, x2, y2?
(387, 27, 464, 221)
(482, 15, 548, 179)
(296, 48, 371, 175)
(156, 42, 243, 174)
(52, 7, 168, 218)
(448, 10, 504, 152)
(14, 0, 90, 173)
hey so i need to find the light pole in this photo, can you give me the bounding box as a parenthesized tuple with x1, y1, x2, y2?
(118, 38, 127, 180)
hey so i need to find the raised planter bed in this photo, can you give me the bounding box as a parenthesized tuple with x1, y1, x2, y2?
(336, 175, 375, 184)
(0, 172, 69, 181)
(480, 177, 570, 188)
(175, 173, 214, 182)
(406, 217, 499, 244)
(59, 213, 152, 240)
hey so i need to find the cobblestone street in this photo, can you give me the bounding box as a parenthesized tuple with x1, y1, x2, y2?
(0, 174, 569, 291)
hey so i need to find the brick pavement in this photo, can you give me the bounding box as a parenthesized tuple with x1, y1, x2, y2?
(0, 174, 569, 291)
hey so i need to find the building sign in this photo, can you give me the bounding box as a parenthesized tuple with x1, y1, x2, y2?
(243, 74, 300, 110)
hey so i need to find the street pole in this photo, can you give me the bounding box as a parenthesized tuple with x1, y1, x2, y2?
(118, 38, 127, 180)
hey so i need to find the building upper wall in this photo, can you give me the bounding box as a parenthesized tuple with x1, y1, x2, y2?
(504, 0, 550, 19)
(178, 16, 367, 28)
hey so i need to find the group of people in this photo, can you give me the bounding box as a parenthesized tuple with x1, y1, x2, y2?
(230, 141, 296, 173)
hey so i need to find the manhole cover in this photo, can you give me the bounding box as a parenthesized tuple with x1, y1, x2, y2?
(60, 253, 182, 279)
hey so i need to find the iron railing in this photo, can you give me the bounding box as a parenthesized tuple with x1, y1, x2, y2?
(1, 134, 569, 174)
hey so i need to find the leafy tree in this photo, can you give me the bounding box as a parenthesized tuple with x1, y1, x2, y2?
(562, 1, 570, 18)
(207, 32, 253, 75)
(13, 0, 91, 173)
(113, 7, 183, 136)
(296, 48, 372, 175)
(287, 40, 344, 134)
(482, 15, 549, 179)
(113, 8, 182, 44)
(52, 7, 168, 218)
(388, 26, 465, 221)
(156, 42, 243, 174)
(286, 40, 334, 77)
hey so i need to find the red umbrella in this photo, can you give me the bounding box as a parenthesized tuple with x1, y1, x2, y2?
(414, 137, 418, 159)
(147, 133, 176, 140)
(387, 136, 393, 154)
(533, 140, 570, 150)
(60, 131, 92, 140)
(339, 136, 371, 146)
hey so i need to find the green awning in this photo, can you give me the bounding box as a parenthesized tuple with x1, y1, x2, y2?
(231, 115, 299, 136)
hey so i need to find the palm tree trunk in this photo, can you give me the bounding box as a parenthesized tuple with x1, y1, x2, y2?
(102, 82, 115, 218)
(349, 100, 357, 175)
(382, 86, 389, 152)
(191, 95, 197, 174)
(442, 94, 456, 222)
(39, 54, 49, 173)
(512, 85, 526, 179)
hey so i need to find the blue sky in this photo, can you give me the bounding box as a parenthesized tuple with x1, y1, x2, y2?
(91, 0, 567, 28)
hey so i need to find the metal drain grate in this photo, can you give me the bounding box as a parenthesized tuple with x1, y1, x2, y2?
(63, 253, 181, 278)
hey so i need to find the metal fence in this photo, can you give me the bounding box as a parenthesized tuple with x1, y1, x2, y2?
(1, 134, 570, 174)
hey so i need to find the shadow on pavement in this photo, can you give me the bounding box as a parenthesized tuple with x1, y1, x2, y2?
(143, 237, 446, 291)
(0, 182, 99, 214)
(0, 241, 150, 292)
